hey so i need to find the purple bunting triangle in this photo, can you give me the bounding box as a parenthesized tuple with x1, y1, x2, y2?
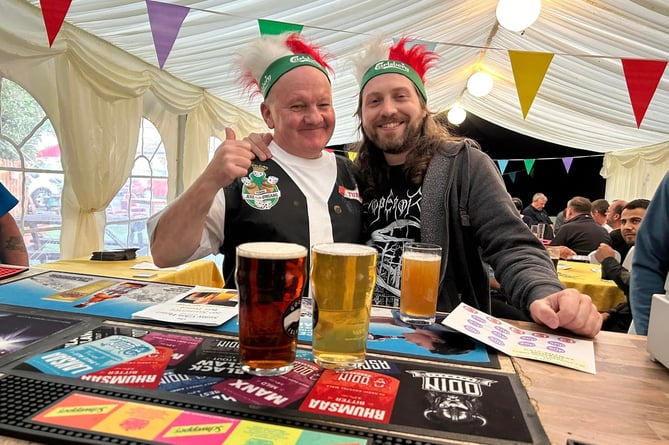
(146, 0, 190, 69)
(497, 159, 509, 175)
(562, 157, 574, 173)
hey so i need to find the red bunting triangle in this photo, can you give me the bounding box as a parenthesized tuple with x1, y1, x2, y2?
(39, 0, 72, 47)
(621, 59, 667, 128)
(146, 0, 190, 69)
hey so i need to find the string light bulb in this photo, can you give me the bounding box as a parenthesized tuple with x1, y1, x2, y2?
(447, 105, 466, 125)
(467, 71, 494, 97)
(496, 0, 542, 32)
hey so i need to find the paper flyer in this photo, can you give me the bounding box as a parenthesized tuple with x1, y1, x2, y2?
(132, 287, 238, 327)
(442, 303, 596, 374)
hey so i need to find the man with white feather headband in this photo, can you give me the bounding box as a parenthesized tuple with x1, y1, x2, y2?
(353, 36, 602, 338)
(148, 33, 362, 286)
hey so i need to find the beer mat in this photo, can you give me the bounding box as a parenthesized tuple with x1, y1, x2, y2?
(29, 391, 371, 445)
(443, 303, 596, 374)
(218, 305, 500, 369)
(131, 287, 238, 326)
(9, 322, 547, 444)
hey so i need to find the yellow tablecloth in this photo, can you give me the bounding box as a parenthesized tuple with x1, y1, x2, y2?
(35, 255, 224, 288)
(557, 260, 626, 311)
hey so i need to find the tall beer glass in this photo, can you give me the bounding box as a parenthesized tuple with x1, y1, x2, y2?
(235, 242, 308, 376)
(399, 242, 442, 325)
(310, 243, 377, 371)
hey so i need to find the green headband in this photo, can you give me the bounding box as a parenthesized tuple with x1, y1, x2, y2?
(260, 54, 330, 98)
(360, 60, 427, 102)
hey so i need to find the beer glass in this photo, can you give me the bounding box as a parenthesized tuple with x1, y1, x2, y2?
(310, 243, 377, 371)
(235, 242, 308, 376)
(399, 242, 442, 325)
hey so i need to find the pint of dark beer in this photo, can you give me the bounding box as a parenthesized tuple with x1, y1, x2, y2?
(235, 242, 308, 376)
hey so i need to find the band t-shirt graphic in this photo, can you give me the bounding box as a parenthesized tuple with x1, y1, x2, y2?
(363, 166, 422, 307)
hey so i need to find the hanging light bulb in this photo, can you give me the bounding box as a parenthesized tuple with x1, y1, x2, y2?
(496, 0, 542, 32)
(467, 71, 494, 97)
(447, 105, 466, 125)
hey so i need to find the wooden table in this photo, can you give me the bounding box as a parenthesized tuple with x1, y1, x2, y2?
(557, 260, 627, 311)
(514, 328, 669, 444)
(34, 255, 224, 288)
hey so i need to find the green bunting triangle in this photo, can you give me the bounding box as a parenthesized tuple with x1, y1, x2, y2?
(258, 19, 303, 35)
(524, 159, 535, 175)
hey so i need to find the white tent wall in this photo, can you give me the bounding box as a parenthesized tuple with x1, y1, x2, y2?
(601, 142, 669, 202)
(0, 0, 265, 259)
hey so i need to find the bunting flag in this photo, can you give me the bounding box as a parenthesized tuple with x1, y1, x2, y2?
(348, 151, 358, 162)
(508, 172, 517, 183)
(523, 159, 535, 175)
(393, 38, 437, 52)
(508, 51, 554, 119)
(258, 19, 303, 36)
(562, 157, 574, 173)
(146, 0, 190, 69)
(621, 59, 667, 128)
(496, 159, 509, 175)
(40, 0, 72, 47)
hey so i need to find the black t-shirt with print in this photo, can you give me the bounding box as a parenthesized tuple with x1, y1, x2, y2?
(362, 166, 422, 307)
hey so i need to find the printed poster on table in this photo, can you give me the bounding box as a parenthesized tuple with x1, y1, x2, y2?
(443, 303, 597, 374)
(0, 270, 194, 321)
(0, 309, 81, 359)
(218, 302, 499, 369)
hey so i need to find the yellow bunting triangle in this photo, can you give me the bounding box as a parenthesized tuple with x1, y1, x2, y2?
(347, 151, 357, 162)
(508, 51, 554, 119)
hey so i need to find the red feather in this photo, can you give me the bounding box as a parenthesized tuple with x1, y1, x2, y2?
(388, 36, 439, 82)
(285, 33, 333, 74)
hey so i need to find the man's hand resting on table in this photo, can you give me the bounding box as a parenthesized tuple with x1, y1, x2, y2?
(529, 288, 603, 338)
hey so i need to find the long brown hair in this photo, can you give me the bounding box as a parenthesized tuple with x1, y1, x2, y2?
(351, 95, 465, 200)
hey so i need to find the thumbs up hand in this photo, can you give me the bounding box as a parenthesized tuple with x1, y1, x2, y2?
(205, 127, 256, 188)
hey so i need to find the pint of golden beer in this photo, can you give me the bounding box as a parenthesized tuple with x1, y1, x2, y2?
(310, 243, 377, 371)
(235, 242, 308, 376)
(399, 242, 442, 325)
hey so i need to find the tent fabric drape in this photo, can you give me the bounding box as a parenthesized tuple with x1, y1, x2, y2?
(601, 142, 669, 201)
(0, 0, 265, 258)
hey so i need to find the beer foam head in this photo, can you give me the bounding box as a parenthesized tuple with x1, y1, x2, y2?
(237, 242, 307, 259)
(312, 243, 377, 256)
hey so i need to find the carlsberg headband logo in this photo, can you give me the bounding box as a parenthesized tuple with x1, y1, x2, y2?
(360, 60, 427, 102)
(260, 54, 330, 98)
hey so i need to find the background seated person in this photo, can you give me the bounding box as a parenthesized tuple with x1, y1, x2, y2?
(593, 199, 649, 332)
(0, 182, 28, 266)
(550, 196, 611, 256)
(522, 192, 554, 240)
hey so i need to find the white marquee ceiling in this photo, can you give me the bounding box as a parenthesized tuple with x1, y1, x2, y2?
(18, 0, 669, 153)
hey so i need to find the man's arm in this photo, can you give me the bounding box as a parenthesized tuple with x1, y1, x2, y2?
(600, 257, 630, 296)
(0, 213, 28, 266)
(150, 128, 255, 267)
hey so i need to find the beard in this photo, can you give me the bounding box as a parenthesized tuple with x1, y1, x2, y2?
(368, 117, 423, 155)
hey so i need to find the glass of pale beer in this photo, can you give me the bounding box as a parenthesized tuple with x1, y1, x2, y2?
(235, 242, 308, 376)
(399, 242, 442, 325)
(310, 243, 377, 371)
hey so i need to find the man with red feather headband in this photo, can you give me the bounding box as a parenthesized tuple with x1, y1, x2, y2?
(353, 36, 602, 337)
(148, 33, 362, 286)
